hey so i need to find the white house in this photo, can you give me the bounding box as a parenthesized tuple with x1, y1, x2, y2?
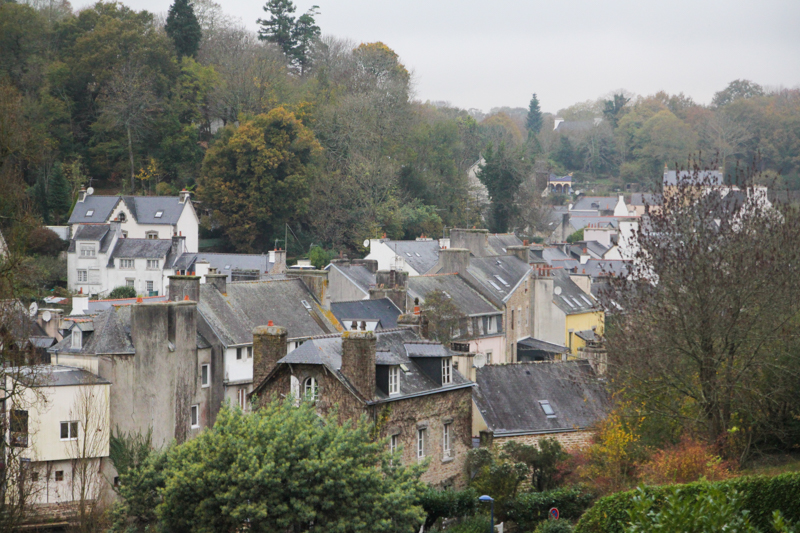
(6, 365, 111, 506)
(68, 189, 199, 253)
(364, 238, 441, 276)
(67, 222, 190, 298)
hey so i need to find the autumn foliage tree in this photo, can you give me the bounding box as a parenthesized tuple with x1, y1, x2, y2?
(197, 107, 321, 252)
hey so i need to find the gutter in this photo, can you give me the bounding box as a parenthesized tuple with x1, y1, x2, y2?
(492, 427, 587, 438)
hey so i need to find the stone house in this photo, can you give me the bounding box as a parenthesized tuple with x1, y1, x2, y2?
(472, 360, 609, 451)
(250, 327, 474, 488)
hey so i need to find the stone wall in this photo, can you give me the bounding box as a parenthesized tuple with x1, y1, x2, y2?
(494, 429, 595, 452)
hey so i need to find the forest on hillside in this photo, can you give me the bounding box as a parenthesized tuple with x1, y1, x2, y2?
(2, 0, 800, 256)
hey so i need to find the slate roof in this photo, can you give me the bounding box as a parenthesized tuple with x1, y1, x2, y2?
(184, 253, 271, 280)
(68, 197, 121, 224)
(408, 274, 500, 316)
(571, 197, 618, 212)
(486, 234, 523, 256)
(555, 120, 597, 133)
(110, 239, 172, 260)
(87, 295, 168, 313)
(382, 240, 440, 274)
(568, 216, 620, 232)
(330, 299, 401, 330)
(404, 342, 450, 357)
(276, 328, 472, 402)
(328, 263, 376, 296)
(467, 255, 531, 304)
(629, 193, 661, 207)
(16, 365, 110, 388)
(552, 269, 598, 315)
(663, 169, 724, 187)
(473, 360, 610, 436)
(68, 225, 117, 254)
(517, 337, 569, 354)
(577, 260, 631, 278)
(49, 307, 135, 355)
(548, 173, 572, 182)
(197, 279, 337, 346)
(583, 241, 610, 258)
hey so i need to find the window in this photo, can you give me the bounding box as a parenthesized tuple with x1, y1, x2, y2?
(441, 357, 452, 385)
(147, 259, 159, 269)
(237, 388, 247, 410)
(118, 212, 126, 222)
(146, 231, 158, 239)
(539, 401, 556, 418)
(126, 278, 134, 288)
(389, 366, 400, 395)
(10, 410, 28, 447)
(60, 421, 78, 440)
(511, 309, 515, 330)
(390, 434, 399, 465)
(236, 347, 242, 360)
(191, 405, 199, 428)
(155, 211, 163, 218)
(31, 472, 39, 483)
(55, 471, 64, 482)
(443, 423, 452, 458)
(246, 346, 252, 358)
(304, 377, 318, 402)
(486, 350, 493, 364)
(290, 375, 300, 405)
(417, 428, 426, 459)
(120, 259, 134, 269)
(201, 364, 210, 387)
(488, 316, 498, 334)
(71, 329, 82, 349)
(77, 270, 88, 282)
(85, 210, 94, 217)
(80, 246, 95, 257)
(146, 280, 154, 293)
(517, 307, 522, 330)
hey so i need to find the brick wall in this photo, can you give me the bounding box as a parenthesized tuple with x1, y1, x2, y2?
(494, 429, 595, 452)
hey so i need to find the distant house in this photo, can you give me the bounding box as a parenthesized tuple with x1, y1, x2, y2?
(251, 328, 474, 488)
(547, 173, 572, 194)
(629, 193, 661, 216)
(175, 250, 285, 282)
(325, 259, 379, 303)
(330, 298, 402, 331)
(449, 228, 523, 257)
(472, 360, 609, 450)
(365, 238, 441, 276)
(67, 189, 199, 253)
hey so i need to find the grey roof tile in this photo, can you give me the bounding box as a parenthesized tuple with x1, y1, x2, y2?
(328, 264, 376, 295)
(110, 239, 172, 260)
(473, 360, 610, 436)
(122, 196, 186, 225)
(486, 234, 523, 255)
(552, 269, 598, 315)
(72, 225, 111, 242)
(17, 365, 110, 387)
(190, 253, 269, 280)
(49, 308, 135, 355)
(68, 197, 121, 224)
(330, 299, 401, 330)
(467, 255, 531, 303)
(572, 196, 618, 212)
(381, 240, 440, 274)
(408, 274, 500, 316)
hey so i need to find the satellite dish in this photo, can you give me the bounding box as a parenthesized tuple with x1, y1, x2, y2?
(474, 353, 487, 368)
(86, 187, 95, 196)
(363, 239, 370, 248)
(29, 302, 38, 318)
(42, 310, 52, 322)
(554, 286, 562, 296)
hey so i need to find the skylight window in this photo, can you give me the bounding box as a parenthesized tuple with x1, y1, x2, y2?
(86, 210, 94, 217)
(399, 363, 410, 373)
(155, 211, 163, 218)
(224, 265, 231, 269)
(489, 281, 503, 292)
(442, 291, 452, 299)
(405, 252, 412, 257)
(571, 297, 583, 307)
(494, 275, 510, 287)
(301, 300, 312, 310)
(580, 294, 593, 306)
(539, 400, 556, 418)
(561, 295, 575, 308)
(415, 252, 421, 257)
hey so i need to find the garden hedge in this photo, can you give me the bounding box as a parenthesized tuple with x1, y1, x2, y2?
(574, 471, 800, 533)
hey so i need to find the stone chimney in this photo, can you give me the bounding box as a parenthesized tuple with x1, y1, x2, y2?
(437, 248, 471, 274)
(340, 331, 376, 399)
(77, 188, 87, 203)
(351, 258, 378, 273)
(286, 269, 327, 305)
(531, 266, 560, 345)
(168, 275, 200, 302)
(506, 245, 530, 264)
(450, 228, 488, 257)
(272, 249, 286, 275)
(37, 308, 62, 341)
(70, 296, 89, 316)
(397, 311, 429, 339)
(170, 235, 186, 258)
(369, 270, 407, 311)
(252, 324, 287, 389)
(561, 213, 570, 242)
(179, 189, 191, 204)
(206, 270, 227, 294)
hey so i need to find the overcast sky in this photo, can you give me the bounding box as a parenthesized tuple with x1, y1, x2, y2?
(75, 0, 800, 114)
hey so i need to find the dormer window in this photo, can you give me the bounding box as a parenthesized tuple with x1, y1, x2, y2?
(80, 246, 96, 257)
(85, 210, 94, 217)
(71, 329, 82, 349)
(146, 232, 158, 240)
(539, 400, 556, 418)
(389, 366, 400, 395)
(441, 357, 452, 385)
(155, 211, 163, 218)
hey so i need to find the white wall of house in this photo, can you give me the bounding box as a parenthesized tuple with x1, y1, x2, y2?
(175, 201, 199, 253)
(109, 257, 168, 296)
(68, 236, 118, 297)
(613, 195, 630, 216)
(618, 218, 639, 261)
(583, 226, 615, 247)
(468, 335, 504, 365)
(365, 241, 421, 276)
(225, 346, 253, 384)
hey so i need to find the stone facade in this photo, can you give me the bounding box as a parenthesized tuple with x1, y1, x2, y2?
(492, 429, 595, 452)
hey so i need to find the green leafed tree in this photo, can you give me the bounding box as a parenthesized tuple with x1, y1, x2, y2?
(155, 400, 427, 532)
(526, 93, 543, 134)
(165, 0, 202, 58)
(197, 107, 321, 252)
(477, 142, 529, 232)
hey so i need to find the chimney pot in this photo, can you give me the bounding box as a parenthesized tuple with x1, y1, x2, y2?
(414, 305, 420, 315)
(268, 320, 274, 326)
(136, 297, 143, 303)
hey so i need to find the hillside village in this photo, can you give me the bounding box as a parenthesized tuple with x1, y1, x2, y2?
(2, 0, 800, 530)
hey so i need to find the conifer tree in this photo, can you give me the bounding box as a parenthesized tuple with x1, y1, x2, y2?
(526, 93, 543, 134)
(48, 162, 71, 224)
(165, 0, 202, 58)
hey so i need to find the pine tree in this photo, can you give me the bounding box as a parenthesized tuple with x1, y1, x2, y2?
(48, 162, 71, 224)
(165, 0, 202, 58)
(526, 93, 543, 134)
(257, 0, 320, 73)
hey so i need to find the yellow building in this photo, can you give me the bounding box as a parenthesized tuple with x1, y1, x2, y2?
(552, 270, 604, 355)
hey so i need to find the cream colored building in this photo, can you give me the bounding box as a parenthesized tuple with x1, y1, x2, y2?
(6, 365, 111, 506)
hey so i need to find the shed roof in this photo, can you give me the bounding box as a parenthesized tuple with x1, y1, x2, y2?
(16, 365, 111, 388)
(473, 360, 609, 436)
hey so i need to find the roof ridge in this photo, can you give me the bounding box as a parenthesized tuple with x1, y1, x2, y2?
(91, 294, 164, 303)
(196, 252, 267, 257)
(415, 273, 456, 278)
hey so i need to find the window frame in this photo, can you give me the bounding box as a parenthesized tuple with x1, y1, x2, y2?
(201, 364, 210, 388)
(304, 377, 319, 402)
(77, 269, 88, 282)
(488, 316, 498, 334)
(55, 470, 64, 482)
(80, 245, 96, 257)
(10, 409, 28, 447)
(145, 280, 154, 293)
(71, 329, 82, 349)
(146, 231, 159, 239)
(417, 428, 426, 459)
(125, 278, 135, 288)
(237, 387, 247, 410)
(441, 357, 452, 385)
(443, 422, 452, 459)
(539, 400, 556, 418)
(389, 366, 400, 395)
(236, 347, 243, 360)
(146, 259, 159, 270)
(120, 259, 134, 269)
(190, 405, 199, 428)
(60, 421, 79, 441)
